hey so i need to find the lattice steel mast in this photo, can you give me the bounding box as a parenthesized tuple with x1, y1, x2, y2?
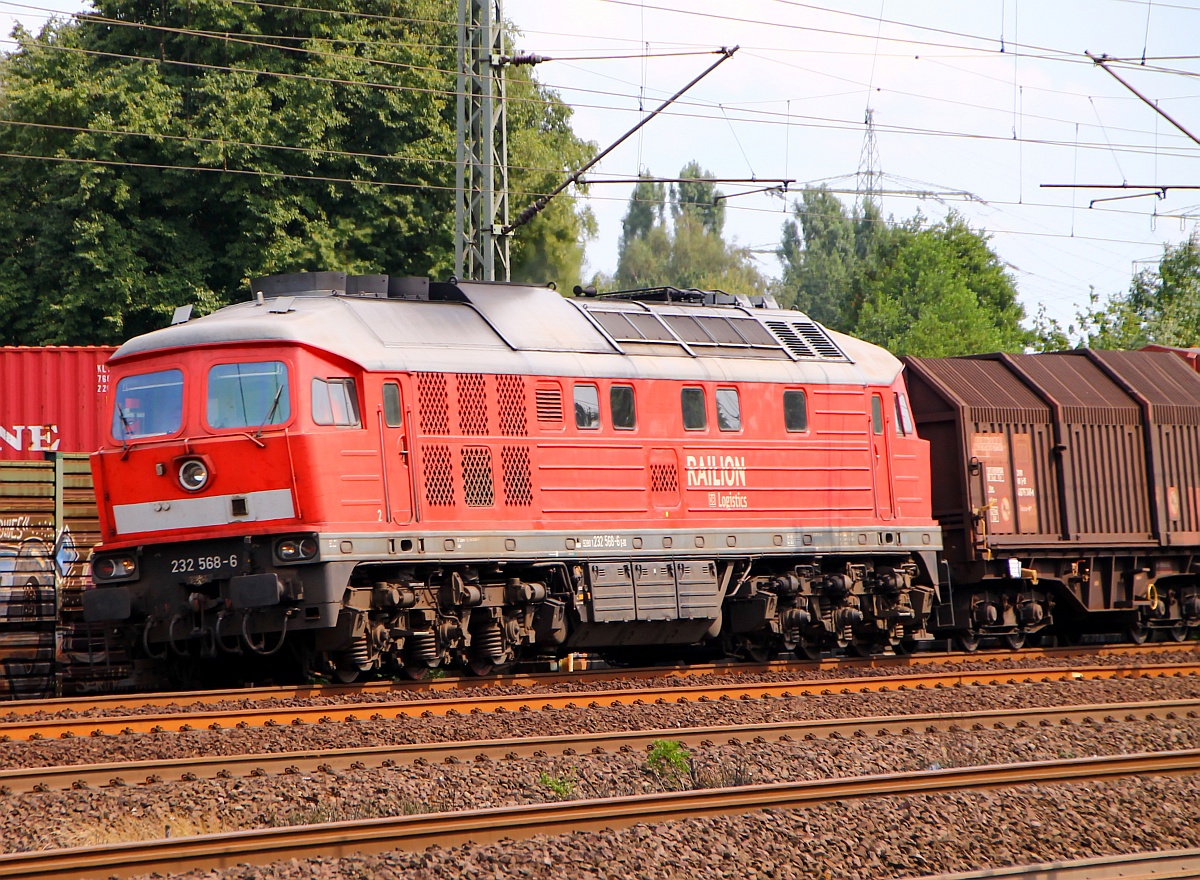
(455, 0, 509, 281)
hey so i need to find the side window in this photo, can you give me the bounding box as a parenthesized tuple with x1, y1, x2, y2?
(716, 388, 741, 432)
(894, 392, 914, 436)
(871, 394, 884, 436)
(681, 387, 707, 430)
(610, 385, 636, 430)
(783, 389, 808, 433)
(383, 382, 402, 427)
(574, 384, 600, 429)
(312, 378, 361, 427)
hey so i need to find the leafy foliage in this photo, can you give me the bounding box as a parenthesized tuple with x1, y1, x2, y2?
(645, 739, 691, 789)
(612, 163, 767, 296)
(1070, 233, 1200, 349)
(776, 188, 1031, 356)
(776, 187, 882, 329)
(0, 1, 593, 344)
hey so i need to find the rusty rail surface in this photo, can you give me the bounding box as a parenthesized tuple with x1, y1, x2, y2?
(2, 661, 1196, 742)
(3, 642, 1194, 718)
(3, 749, 1199, 880)
(2, 697, 1197, 795)
(914, 847, 1200, 879)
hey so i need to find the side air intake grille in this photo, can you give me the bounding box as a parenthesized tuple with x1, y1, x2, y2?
(423, 445, 455, 506)
(416, 373, 450, 435)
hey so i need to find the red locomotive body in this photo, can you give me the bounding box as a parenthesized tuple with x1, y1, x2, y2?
(85, 274, 940, 679)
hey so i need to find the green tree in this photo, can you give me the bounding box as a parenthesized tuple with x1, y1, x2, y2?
(852, 212, 1030, 356)
(613, 162, 766, 296)
(775, 187, 883, 331)
(1076, 233, 1200, 349)
(0, 2, 593, 344)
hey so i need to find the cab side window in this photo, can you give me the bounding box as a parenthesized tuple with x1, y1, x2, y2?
(894, 392, 915, 436)
(313, 378, 361, 427)
(383, 382, 402, 427)
(871, 394, 884, 436)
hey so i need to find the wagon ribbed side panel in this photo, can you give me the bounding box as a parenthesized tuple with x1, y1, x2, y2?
(0, 347, 115, 461)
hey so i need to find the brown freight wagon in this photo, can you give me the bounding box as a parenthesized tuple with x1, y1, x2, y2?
(904, 349, 1200, 649)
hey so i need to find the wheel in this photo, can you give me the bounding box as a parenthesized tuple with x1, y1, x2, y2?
(844, 640, 875, 658)
(333, 664, 362, 684)
(399, 663, 431, 681)
(955, 631, 981, 653)
(463, 656, 495, 676)
(1170, 623, 1188, 643)
(794, 637, 823, 662)
(1127, 622, 1149, 645)
(740, 636, 778, 664)
(1003, 631, 1026, 650)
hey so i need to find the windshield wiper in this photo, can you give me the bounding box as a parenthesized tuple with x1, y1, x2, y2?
(115, 404, 132, 454)
(255, 385, 285, 439)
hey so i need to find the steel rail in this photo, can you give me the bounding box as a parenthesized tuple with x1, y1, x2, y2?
(3, 697, 1198, 795)
(914, 847, 1200, 879)
(2, 661, 1196, 742)
(2, 642, 1192, 719)
(3, 749, 1200, 880)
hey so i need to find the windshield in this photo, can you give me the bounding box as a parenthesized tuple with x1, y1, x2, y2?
(207, 362, 290, 429)
(113, 369, 184, 440)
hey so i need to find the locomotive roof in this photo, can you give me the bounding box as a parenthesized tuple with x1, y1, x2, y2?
(111, 277, 904, 387)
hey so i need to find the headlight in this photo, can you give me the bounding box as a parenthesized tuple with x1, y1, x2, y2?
(178, 459, 209, 492)
(275, 536, 318, 562)
(93, 555, 137, 581)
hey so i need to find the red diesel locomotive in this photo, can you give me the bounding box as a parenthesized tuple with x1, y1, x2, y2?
(83, 273, 941, 679)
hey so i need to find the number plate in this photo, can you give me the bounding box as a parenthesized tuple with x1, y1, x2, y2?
(167, 551, 246, 579)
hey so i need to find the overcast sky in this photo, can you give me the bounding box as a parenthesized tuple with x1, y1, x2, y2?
(5, 0, 1200, 332)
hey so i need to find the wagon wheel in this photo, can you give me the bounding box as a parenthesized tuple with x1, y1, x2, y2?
(1126, 621, 1149, 645)
(739, 633, 778, 664)
(794, 636, 823, 663)
(955, 630, 981, 653)
(1003, 630, 1026, 651)
(843, 640, 875, 658)
(1169, 622, 1188, 643)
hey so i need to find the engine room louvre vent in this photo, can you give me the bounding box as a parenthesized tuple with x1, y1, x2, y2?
(423, 445, 455, 506)
(765, 320, 846, 360)
(457, 373, 489, 436)
(417, 373, 450, 435)
(461, 446, 495, 507)
(793, 320, 844, 358)
(535, 384, 564, 424)
(497, 375, 528, 437)
(501, 445, 533, 506)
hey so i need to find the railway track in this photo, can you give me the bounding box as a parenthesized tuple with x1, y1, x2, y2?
(2, 660, 1197, 742)
(3, 749, 1198, 880)
(915, 848, 1200, 880)
(2, 696, 1196, 795)
(3, 642, 1193, 720)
